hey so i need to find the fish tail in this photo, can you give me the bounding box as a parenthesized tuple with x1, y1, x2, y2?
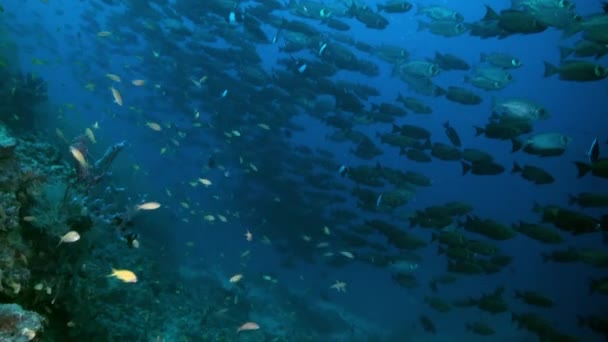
(567, 194, 577, 207)
(511, 162, 522, 174)
(461, 161, 471, 175)
(543, 61, 558, 78)
(558, 46, 573, 61)
(510, 138, 522, 153)
(573, 161, 592, 178)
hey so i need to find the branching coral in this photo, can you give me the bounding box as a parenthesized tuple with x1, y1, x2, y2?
(70, 138, 127, 189)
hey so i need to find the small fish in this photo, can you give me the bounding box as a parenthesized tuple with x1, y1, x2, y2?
(146, 122, 162, 131)
(330, 280, 347, 292)
(137, 202, 161, 211)
(237, 322, 259, 334)
(340, 251, 354, 259)
(376, 193, 383, 208)
(110, 86, 123, 106)
(245, 229, 252, 241)
(198, 178, 212, 187)
(319, 43, 328, 56)
(131, 79, 146, 86)
(22, 216, 36, 222)
(97, 31, 112, 37)
(56, 231, 80, 247)
(69, 146, 89, 169)
(107, 268, 137, 283)
(55, 128, 68, 142)
(588, 137, 600, 163)
(106, 73, 121, 82)
(257, 123, 270, 130)
(85, 128, 97, 143)
(229, 274, 243, 283)
(338, 165, 349, 177)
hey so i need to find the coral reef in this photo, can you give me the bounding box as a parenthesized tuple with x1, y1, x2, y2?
(0, 123, 17, 159)
(0, 303, 44, 341)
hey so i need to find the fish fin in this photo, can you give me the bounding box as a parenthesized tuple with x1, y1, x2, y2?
(482, 6, 499, 21)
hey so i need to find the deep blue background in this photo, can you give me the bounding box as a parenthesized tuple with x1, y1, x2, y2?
(3, 0, 607, 339)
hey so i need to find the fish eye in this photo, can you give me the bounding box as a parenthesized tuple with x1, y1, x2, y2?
(594, 66, 603, 77)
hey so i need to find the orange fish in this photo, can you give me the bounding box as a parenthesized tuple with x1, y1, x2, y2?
(110, 86, 123, 106)
(237, 322, 259, 334)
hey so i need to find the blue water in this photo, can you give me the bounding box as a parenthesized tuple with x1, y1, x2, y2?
(2, 0, 607, 340)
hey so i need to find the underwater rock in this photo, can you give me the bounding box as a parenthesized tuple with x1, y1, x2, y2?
(0, 124, 17, 159)
(0, 303, 44, 341)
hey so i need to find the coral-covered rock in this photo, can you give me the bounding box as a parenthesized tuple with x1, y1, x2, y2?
(0, 124, 17, 159)
(0, 303, 44, 341)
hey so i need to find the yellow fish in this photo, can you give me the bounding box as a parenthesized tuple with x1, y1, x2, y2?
(69, 146, 89, 169)
(108, 268, 137, 283)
